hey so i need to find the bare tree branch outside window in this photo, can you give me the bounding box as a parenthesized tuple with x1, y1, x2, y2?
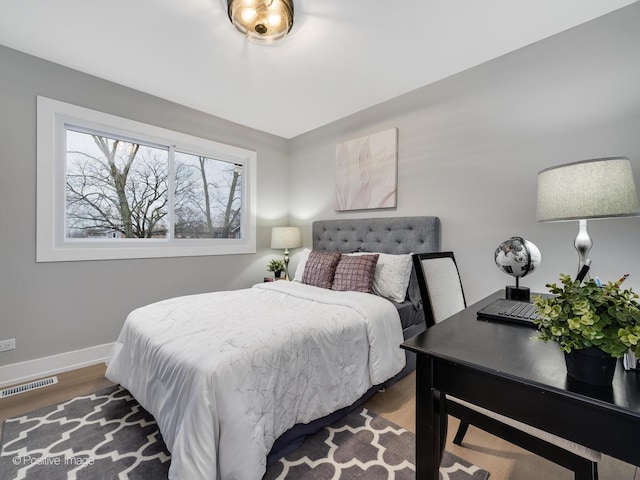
(65, 130, 241, 240)
(66, 131, 169, 239)
(173, 151, 242, 239)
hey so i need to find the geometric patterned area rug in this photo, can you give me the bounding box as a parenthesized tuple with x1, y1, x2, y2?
(0, 385, 490, 480)
(0, 385, 169, 480)
(265, 408, 490, 480)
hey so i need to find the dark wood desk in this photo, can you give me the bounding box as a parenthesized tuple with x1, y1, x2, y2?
(402, 291, 640, 480)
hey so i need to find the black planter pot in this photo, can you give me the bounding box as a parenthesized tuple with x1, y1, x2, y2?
(564, 346, 617, 386)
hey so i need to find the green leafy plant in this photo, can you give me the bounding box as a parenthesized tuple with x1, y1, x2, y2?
(267, 259, 286, 274)
(533, 274, 640, 358)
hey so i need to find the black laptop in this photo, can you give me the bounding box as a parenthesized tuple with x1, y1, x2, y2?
(476, 299, 540, 327)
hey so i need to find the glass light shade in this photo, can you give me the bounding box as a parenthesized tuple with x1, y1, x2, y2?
(537, 157, 640, 222)
(270, 226, 302, 249)
(228, 0, 294, 44)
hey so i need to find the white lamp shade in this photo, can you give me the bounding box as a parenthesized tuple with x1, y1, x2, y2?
(271, 227, 302, 249)
(537, 157, 640, 222)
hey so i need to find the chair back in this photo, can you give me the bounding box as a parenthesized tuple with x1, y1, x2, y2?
(413, 252, 466, 327)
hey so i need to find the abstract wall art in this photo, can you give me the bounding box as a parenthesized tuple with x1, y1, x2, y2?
(334, 128, 398, 211)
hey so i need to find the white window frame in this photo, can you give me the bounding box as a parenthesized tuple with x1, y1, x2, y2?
(36, 96, 257, 262)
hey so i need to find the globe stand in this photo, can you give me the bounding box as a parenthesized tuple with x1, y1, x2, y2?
(495, 236, 540, 304)
(506, 278, 530, 302)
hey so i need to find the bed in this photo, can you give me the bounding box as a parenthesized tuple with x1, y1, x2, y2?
(105, 215, 440, 480)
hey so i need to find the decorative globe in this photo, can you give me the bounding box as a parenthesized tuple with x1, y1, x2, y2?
(494, 236, 541, 278)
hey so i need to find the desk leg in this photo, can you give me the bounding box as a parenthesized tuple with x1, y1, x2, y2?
(416, 355, 445, 480)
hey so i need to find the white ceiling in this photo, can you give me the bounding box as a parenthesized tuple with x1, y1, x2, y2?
(0, 0, 636, 139)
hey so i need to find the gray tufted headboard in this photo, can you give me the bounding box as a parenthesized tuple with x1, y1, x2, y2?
(312, 216, 440, 254)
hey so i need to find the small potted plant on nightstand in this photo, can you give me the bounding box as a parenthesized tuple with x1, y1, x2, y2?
(533, 274, 640, 385)
(267, 259, 286, 279)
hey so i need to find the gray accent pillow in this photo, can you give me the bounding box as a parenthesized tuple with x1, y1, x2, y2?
(406, 264, 422, 309)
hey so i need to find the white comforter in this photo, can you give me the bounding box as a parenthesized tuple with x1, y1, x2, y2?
(105, 281, 405, 480)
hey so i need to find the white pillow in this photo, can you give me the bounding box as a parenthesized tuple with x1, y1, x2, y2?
(351, 252, 413, 302)
(292, 248, 312, 282)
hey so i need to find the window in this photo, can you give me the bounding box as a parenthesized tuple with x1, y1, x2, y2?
(37, 96, 256, 262)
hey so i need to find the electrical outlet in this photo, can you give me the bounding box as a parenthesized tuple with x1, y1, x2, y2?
(0, 339, 16, 352)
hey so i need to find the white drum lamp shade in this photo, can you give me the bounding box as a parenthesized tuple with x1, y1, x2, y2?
(270, 227, 302, 250)
(537, 157, 640, 222)
(271, 227, 302, 280)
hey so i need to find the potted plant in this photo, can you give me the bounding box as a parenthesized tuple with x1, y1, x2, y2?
(533, 273, 640, 385)
(267, 259, 286, 279)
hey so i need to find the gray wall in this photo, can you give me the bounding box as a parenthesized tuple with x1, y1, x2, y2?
(3, 3, 640, 371)
(0, 46, 290, 366)
(288, 3, 640, 304)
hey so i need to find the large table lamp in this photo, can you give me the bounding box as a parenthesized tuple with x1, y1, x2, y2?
(271, 226, 302, 280)
(536, 157, 640, 278)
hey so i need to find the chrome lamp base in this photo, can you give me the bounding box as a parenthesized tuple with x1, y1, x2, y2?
(574, 219, 593, 280)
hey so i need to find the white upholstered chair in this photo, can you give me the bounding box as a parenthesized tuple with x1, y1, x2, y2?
(412, 252, 601, 480)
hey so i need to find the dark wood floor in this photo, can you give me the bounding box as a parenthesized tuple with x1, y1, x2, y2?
(1, 365, 638, 479)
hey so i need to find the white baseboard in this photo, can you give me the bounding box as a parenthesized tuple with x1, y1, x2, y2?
(0, 343, 114, 388)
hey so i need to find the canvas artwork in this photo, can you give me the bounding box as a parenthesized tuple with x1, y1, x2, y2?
(335, 128, 398, 211)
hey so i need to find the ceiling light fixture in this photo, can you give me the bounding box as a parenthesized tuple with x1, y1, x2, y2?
(227, 0, 294, 44)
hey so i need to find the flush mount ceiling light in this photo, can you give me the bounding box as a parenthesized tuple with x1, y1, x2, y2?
(227, 0, 294, 44)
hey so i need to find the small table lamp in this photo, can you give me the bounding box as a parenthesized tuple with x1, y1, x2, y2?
(271, 226, 302, 280)
(536, 157, 640, 278)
